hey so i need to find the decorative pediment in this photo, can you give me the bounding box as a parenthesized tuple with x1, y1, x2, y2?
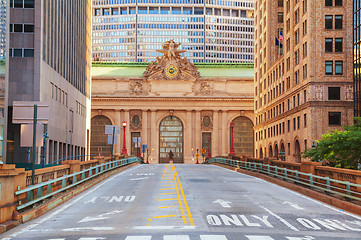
(143, 39, 201, 81)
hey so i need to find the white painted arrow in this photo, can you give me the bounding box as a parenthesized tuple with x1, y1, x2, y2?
(79, 238, 106, 240)
(213, 199, 232, 208)
(283, 201, 304, 210)
(130, 177, 149, 181)
(62, 227, 113, 231)
(78, 210, 122, 223)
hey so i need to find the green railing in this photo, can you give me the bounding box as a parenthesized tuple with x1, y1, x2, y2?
(15, 157, 143, 211)
(206, 158, 361, 203)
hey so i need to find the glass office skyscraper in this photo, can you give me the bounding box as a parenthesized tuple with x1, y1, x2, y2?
(92, 0, 254, 63)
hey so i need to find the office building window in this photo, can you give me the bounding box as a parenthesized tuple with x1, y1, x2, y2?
(304, 114, 307, 127)
(24, 49, 34, 57)
(329, 112, 341, 125)
(325, 61, 333, 75)
(335, 61, 343, 75)
(335, 38, 342, 52)
(335, 15, 343, 29)
(328, 87, 340, 100)
(24, 24, 34, 33)
(325, 0, 332, 6)
(325, 15, 333, 29)
(278, 12, 284, 23)
(335, 0, 342, 6)
(325, 38, 333, 52)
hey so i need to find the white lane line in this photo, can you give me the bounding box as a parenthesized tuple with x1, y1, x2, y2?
(132, 226, 197, 230)
(245, 236, 275, 240)
(1, 166, 140, 240)
(200, 235, 228, 240)
(259, 205, 299, 231)
(163, 235, 190, 240)
(62, 227, 114, 231)
(130, 177, 149, 181)
(125, 237, 152, 240)
(47, 239, 65, 240)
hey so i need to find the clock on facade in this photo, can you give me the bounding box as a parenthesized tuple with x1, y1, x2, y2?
(165, 64, 179, 79)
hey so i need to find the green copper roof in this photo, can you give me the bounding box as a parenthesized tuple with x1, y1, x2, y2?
(92, 62, 254, 78)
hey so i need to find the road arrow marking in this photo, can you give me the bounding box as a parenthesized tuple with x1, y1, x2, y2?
(130, 177, 149, 181)
(84, 197, 97, 204)
(213, 199, 232, 208)
(79, 238, 106, 240)
(78, 210, 122, 223)
(286, 236, 315, 240)
(283, 201, 304, 210)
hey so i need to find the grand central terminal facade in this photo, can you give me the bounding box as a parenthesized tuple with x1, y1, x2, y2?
(91, 40, 255, 163)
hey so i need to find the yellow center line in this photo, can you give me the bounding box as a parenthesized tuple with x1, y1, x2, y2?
(156, 198, 178, 201)
(153, 215, 176, 219)
(161, 164, 170, 179)
(158, 206, 177, 209)
(172, 164, 195, 226)
(170, 164, 187, 224)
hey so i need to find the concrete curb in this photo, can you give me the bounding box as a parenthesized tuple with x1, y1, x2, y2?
(0, 162, 139, 234)
(212, 163, 361, 216)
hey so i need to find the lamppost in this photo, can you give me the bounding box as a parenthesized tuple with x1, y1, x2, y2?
(207, 136, 211, 158)
(41, 132, 49, 167)
(279, 150, 285, 161)
(122, 121, 127, 154)
(230, 122, 235, 155)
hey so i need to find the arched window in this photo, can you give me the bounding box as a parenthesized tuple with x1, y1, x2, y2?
(295, 140, 301, 163)
(91, 115, 112, 157)
(231, 117, 254, 157)
(159, 116, 184, 163)
(274, 144, 279, 158)
(269, 145, 273, 157)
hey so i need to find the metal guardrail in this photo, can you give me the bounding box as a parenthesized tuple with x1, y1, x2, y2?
(15, 157, 143, 211)
(206, 157, 361, 203)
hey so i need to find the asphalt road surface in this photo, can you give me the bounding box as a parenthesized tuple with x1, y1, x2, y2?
(1, 164, 361, 240)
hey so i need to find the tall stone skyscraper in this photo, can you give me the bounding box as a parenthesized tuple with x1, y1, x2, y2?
(254, 0, 354, 162)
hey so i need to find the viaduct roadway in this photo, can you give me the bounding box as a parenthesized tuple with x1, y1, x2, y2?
(1, 164, 361, 240)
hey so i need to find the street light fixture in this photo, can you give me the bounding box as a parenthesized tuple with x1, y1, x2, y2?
(122, 121, 127, 154)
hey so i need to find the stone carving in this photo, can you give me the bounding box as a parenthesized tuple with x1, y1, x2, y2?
(130, 110, 142, 130)
(346, 85, 353, 100)
(315, 86, 323, 101)
(201, 111, 213, 131)
(198, 81, 214, 95)
(129, 80, 143, 95)
(143, 39, 201, 80)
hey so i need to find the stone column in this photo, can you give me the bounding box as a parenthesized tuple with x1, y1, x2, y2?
(195, 110, 201, 152)
(212, 110, 219, 157)
(124, 110, 131, 155)
(142, 110, 148, 146)
(185, 110, 192, 163)
(150, 110, 157, 163)
(221, 110, 228, 156)
(115, 110, 121, 155)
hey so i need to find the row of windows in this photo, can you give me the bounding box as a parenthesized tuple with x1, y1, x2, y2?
(9, 0, 34, 8)
(325, 61, 343, 75)
(93, 0, 254, 7)
(76, 101, 86, 117)
(50, 82, 68, 107)
(9, 23, 34, 33)
(325, 0, 343, 7)
(9, 48, 34, 58)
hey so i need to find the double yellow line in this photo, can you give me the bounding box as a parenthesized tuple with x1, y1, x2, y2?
(170, 164, 194, 226)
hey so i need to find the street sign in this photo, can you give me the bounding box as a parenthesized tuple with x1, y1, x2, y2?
(201, 148, 207, 155)
(13, 101, 49, 124)
(105, 125, 120, 135)
(20, 124, 44, 147)
(108, 135, 117, 145)
(141, 144, 147, 153)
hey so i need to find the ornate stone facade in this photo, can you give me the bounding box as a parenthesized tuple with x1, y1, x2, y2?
(91, 41, 255, 164)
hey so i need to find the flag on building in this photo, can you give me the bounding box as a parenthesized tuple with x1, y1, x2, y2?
(279, 31, 284, 40)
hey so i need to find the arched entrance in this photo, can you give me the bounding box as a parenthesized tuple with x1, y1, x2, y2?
(159, 116, 184, 163)
(269, 145, 273, 157)
(274, 144, 279, 158)
(231, 117, 254, 157)
(280, 142, 286, 161)
(91, 115, 112, 157)
(295, 140, 301, 163)
(259, 148, 263, 158)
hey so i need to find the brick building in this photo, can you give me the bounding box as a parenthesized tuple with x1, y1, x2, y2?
(254, 0, 354, 162)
